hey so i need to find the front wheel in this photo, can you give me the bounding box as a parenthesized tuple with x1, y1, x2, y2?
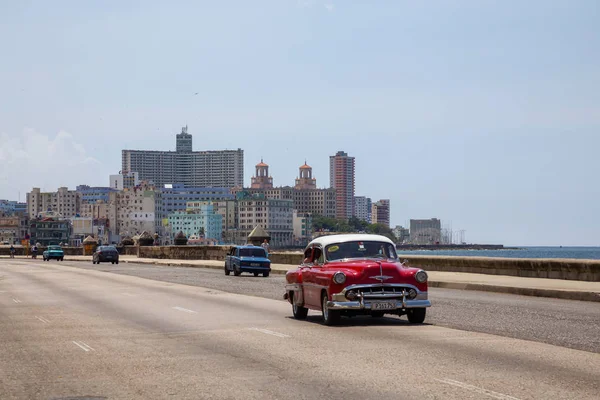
(321, 292, 340, 326)
(233, 265, 241, 276)
(406, 308, 426, 324)
(224, 264, 230, 276)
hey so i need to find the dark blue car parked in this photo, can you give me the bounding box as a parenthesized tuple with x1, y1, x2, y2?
(225, 245, 271, 277)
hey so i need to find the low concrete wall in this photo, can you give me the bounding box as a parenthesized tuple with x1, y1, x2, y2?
(269, 252, 303, 265)
(138, 245, 230, 261)
(400, 255, 600, 282)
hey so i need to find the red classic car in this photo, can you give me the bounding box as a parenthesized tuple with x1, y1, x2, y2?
(284, 234, 431, 325)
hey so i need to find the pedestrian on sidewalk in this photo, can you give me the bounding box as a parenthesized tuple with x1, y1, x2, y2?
(261, 239, 270, 256)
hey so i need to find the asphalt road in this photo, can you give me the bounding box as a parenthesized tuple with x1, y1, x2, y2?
(58, 258, 600, 353)
(1, 259, 599, 400)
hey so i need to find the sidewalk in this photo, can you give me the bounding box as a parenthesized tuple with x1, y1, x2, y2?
(28, 255, 600, 302)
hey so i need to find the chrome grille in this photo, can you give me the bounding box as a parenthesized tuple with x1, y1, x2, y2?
(354, 286, 411, 299)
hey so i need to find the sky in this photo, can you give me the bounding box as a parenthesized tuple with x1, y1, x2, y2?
(0, 0, 599, 246)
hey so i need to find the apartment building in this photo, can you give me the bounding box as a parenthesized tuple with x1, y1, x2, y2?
(168, 204, 223, 243)
(410, 218, 442, 245)
(235, 192, 293, 247)
(122, 126, 244, 188)
(115, 183, 156, 237)
(371, 199, 390, 227)
(27, 187, 81, 219)
(354, 196, 372, 223)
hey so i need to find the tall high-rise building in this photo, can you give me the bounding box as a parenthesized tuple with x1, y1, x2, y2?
(329, 151, 355, 220)
(121, 126, 244, 188)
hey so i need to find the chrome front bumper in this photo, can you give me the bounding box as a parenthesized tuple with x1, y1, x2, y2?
(328, 284, 431, 310)
(326, 298, 431, 311)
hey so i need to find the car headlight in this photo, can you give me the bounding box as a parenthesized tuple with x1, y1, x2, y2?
(333, 271, 346, 285)
(415, 270, 428, 283)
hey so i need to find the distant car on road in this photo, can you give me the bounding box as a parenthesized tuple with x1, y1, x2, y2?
(284, 234, 431, 325)
(92, 245, 120, 265)
(225, 245, 271, 277)
(43, 245, 64, 261)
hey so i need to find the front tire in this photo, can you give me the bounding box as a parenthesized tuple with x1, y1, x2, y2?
(406, 308, 426, 324)
(224, 265, 230, 276)
(321, 292, 340, 326)
(233, 265, 241, 276)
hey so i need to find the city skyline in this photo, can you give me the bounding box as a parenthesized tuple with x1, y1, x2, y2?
(1, 1, 599, 246)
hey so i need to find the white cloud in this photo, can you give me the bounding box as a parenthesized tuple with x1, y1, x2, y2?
(324, 3, 334, 12)
(0, 128, 100, 200)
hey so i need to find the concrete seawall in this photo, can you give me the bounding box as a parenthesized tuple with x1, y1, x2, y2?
(399, 254, 600, 282)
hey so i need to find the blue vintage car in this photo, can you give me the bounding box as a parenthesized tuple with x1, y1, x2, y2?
(224, 245, 271, 277)
(43, 245, 64, 261)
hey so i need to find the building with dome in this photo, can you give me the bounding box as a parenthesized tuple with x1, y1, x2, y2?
(234, 160, 336, 218)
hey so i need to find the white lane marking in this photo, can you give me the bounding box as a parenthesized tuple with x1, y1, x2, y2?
(72, 341, 95, 352)
(435, 378, 521, 400)
(12, 298, 21, 303)
(247, 327, 290, 338)
(122, 292, 136, 297)
(35, 316, 50, 324)
(172, 306, 197, 314)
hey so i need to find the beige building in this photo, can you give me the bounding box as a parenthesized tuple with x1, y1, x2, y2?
(0, 216, 20, 244)
(27, 187, 81, 219)
(115, 183, 156, 237)
(80, 201, 110, 219)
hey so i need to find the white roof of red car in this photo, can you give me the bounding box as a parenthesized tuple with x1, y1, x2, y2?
(307, 234, 395, 248)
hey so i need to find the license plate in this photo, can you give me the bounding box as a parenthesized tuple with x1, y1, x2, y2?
(250, 263, 260, 267)
(371, 301, 396, 310)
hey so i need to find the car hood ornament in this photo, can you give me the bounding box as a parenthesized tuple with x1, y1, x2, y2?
(370, 261, 393, 281)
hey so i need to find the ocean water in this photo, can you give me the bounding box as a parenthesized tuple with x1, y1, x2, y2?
(396, 247, 600, 260)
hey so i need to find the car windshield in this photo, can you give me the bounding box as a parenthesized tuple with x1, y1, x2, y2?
(48, 246, 61, 250)
(325, 241, 398, 262)
(239, 248, 266, 258)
